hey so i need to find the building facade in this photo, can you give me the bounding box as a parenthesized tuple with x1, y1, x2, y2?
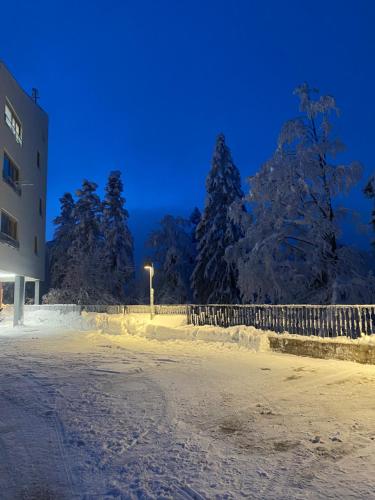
(0, 62, 48, 324)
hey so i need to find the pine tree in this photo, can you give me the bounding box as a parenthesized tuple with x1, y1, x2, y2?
(101, 171, 134, 301)
(364, 175, 375, 248)
(191, 134, 244, 304)
(49, 193, 76, 289)
(147, 214, 195, 303)
(233, 84, 369, 304)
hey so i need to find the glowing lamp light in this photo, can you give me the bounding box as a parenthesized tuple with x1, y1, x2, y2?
(143, 262, 155, 319)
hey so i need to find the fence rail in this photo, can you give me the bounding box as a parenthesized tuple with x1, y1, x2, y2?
(187, 304, 375, 339)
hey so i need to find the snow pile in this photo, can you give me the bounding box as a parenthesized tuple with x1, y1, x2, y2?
(3, 306, 375, 352)
(87, 311, 375, 353)
(89, 312, 270, 352)
(0, 305, 88, 332)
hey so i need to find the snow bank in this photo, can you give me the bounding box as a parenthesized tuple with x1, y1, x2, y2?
(0, 305, 88, 333)
(3, 305, 375, 363)
(86, 312, 375, 363)
(87, 312, 270, 352)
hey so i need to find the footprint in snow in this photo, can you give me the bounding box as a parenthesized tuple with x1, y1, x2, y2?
(257, 469, 269, 478)
(309, 435, 322, 444)
(329, 432, 342, 443)
(284, 374, 303, 381)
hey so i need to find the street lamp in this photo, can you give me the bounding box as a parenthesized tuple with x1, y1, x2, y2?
(144, 263, 155, 319)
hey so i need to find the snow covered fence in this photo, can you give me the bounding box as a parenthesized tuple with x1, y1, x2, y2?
(24, 304, 82, 314)
(81, 304, 188, 315)
(126, 305, 188, 315)
(187, 304, 375, 339)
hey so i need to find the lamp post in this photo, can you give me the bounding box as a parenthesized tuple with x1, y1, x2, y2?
(144, 263, 155, 319)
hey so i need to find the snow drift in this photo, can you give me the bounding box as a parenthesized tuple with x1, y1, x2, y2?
(88, 312, 271, 352)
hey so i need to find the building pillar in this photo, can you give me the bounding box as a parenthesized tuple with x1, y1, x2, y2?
(34, 280, 40, 305)
(14, 275, 25, 326)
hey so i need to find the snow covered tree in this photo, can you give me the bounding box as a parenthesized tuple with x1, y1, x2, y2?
(233, 84, 367, 304)
(101, 171, 134, 301)
(61, 180, 107, 304)
(48, 193, 76, 289)
(364, 175, 375, 248)
(147, 214, 196, 303)
(73, 180, 102, 253)
(191, 134, 245, 304)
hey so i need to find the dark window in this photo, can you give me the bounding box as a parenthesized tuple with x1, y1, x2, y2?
(37, 151, 40, 168)
(1, 211, 18, 241)
(3, 153, 21, 194)
(34, 236, 38, 255)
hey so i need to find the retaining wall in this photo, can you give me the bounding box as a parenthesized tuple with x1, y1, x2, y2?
(268, 335, 375, 365)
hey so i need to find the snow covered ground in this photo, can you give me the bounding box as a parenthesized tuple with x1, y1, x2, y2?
(0, 309, 375, 498)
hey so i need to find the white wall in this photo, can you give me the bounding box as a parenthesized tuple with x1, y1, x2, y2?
(0, 62, 48, 281)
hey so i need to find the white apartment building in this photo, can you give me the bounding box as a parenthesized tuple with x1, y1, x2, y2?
(0, 62, 48, 325)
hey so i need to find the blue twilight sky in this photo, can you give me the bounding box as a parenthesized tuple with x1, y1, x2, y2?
(1, 0, 374, 265)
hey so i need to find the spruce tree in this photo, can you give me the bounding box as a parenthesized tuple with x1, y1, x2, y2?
(191, 134, 244, 304)
(102, 171, 134, 301)
(63, 180, 104, 303)
(49, 193, 76, 288)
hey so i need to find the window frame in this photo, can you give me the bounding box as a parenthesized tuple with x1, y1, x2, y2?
(4, 99, 23, 146)
(2, 151, 21, 195)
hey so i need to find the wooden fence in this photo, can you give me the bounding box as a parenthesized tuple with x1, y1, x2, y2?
(186, 304, 375, 339)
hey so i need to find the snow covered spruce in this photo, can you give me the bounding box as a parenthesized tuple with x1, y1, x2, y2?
(46, 172, 134, 305)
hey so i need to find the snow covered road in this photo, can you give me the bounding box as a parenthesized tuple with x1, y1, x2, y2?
(1, 323, 375, 498)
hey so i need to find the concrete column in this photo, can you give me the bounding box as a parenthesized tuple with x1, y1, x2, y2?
(14, 275, 25, 326)
(34, 280, 40, 305)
